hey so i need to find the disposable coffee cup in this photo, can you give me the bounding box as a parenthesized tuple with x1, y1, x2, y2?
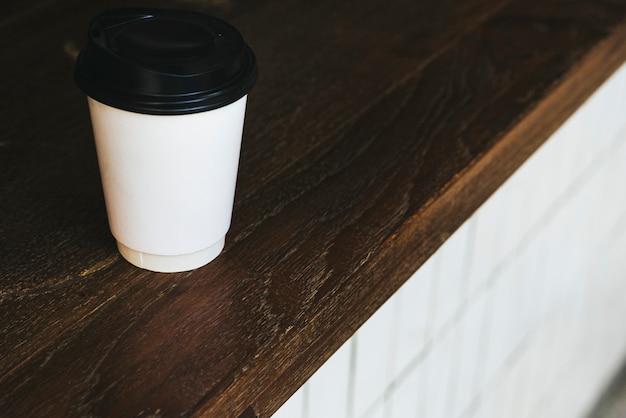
(74, 8, 257, 272)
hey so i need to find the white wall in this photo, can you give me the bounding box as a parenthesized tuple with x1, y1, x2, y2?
(273, 61, 626, 418)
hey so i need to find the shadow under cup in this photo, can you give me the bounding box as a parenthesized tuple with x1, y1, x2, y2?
(74, 8, 258, 272)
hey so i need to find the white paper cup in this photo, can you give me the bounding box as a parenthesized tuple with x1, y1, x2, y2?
(75, 9, 257, 272)
(87, 96, 247, 272)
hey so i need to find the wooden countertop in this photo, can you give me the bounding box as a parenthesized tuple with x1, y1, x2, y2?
(2, 0, 626, 416)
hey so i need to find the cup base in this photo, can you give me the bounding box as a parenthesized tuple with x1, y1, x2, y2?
(117, 238, 225, 273)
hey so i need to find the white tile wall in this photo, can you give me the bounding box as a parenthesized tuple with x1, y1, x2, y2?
(272, 61, 626, 418)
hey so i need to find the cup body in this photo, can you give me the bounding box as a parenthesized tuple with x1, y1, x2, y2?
(87, 95, 247, 272)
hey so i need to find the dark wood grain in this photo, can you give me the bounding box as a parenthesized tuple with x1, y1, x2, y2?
(1, 0, 626, 417)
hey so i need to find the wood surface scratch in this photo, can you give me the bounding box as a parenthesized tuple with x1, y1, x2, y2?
(63, 40, 79, 61)
(79, 254, 119, 278)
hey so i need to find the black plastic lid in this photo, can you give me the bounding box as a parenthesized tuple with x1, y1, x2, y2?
(74, 8, 258, 115)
